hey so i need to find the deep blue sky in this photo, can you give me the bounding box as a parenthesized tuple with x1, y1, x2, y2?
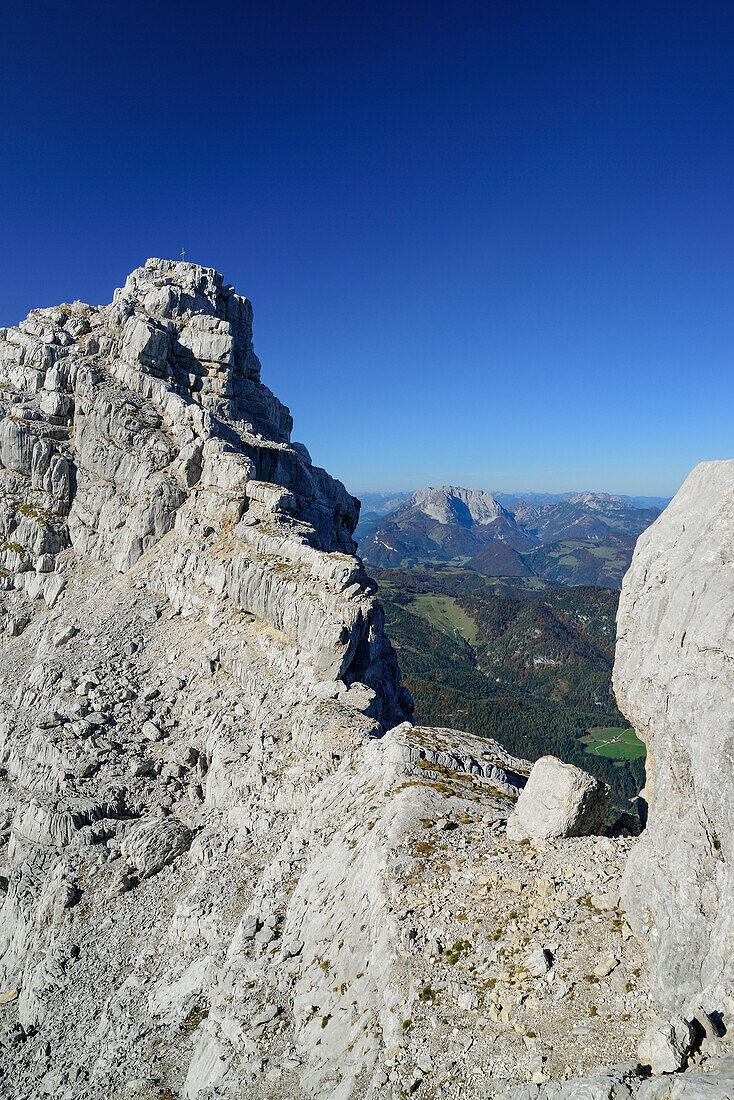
(3, 1, 733, 496)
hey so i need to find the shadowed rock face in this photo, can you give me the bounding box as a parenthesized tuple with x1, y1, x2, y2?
(615, 460, 734, 1014)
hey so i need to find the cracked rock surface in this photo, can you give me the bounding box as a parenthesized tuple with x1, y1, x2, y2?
(0, 265, 732, 1099)
(615, 461, 734, 1017)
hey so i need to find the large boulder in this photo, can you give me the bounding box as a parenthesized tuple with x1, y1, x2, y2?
(506, 755, 611, 841)
(637, 1016, 694, 1075)
(615, 460, 734, 1014)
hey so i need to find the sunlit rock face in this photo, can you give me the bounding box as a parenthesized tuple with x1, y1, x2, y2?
(0, 258, 408, 722)
(0, 260, 418, 1097)
(615, 460, 734, 1014)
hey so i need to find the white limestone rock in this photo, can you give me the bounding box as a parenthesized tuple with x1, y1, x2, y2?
(119, 816, 192, 878)
(616, 461, 734, 1014)
(0, 258, 418, 1099)
(637, 1016, 694, 1075)
(525, 947, 553, 977)
(506, 755, 611, 841)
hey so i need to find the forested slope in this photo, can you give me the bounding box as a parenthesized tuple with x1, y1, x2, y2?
(378, 569, 646, 809)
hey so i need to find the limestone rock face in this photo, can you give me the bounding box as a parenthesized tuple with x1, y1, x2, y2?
(0, 258, 407, 724)
(615, 460, 734, 1014)
(506, 755, 611, 841)
(409, 485, 509, 526)
(0, 260, 423, 1096)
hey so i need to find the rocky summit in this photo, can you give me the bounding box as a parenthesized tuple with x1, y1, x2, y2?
(0, 262, 732, 1100)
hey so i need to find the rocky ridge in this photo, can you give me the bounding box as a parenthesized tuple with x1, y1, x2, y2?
(0, 259, 406, 714)
(0, 263, 731, 1099)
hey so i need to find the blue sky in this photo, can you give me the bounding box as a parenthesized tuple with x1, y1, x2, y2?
(2, 0, 733, 497)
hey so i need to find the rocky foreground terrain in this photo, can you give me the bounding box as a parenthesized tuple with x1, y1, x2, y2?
(0, 261, 731, 1099)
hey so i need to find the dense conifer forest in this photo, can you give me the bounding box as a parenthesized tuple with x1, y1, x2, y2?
(377, 568, 646, 811)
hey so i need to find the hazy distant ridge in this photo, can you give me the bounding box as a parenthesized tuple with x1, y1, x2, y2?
(356, 485, 664, 587)
(357, 487, 671, 514)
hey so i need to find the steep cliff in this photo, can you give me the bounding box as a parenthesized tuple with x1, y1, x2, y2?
(0, 259, 407, 720)
(615, 460, 734, 1016)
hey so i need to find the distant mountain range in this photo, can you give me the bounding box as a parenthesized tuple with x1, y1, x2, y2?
(357, 490, 414, 515)
(356, 485, 665, 587)
(357, 488, 670, 515)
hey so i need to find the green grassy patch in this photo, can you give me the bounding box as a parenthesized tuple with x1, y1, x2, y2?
(408, 594, 480, 645)
(581, 726, 646, 760)
(588, 546, 621, 560)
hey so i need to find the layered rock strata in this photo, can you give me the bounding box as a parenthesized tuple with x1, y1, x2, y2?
(0, 259, 407, 720)
(1, 265, 732, 1099)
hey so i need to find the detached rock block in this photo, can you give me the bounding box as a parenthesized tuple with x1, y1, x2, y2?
(637, 1015, 694, 1074)
(120, 816, 192, 879)
(506, 755, 611, 841)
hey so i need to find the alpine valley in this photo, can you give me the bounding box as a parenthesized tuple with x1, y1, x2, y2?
(355, 487, 665, 809)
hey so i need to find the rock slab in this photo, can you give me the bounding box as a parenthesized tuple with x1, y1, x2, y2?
(637, 1016, 694, 1075)
(615, 460, 734, 1014)
(506, 755, 611, 841)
